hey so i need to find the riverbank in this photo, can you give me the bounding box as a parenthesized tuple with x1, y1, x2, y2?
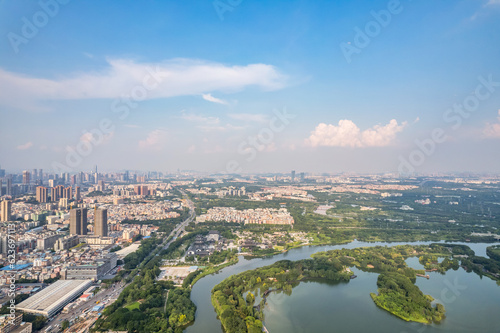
(186, 256, 240, 288)
(210, 244, 484, 332)
(185, 240, 500, 333)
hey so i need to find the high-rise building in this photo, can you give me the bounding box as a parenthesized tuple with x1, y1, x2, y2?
(291, 170, 296, 182)
(50, 187, 57, 202)
(1, 200, 12, 222)
(63, 187, 72, 200)
(0, 179, 2, 196)
(0, 166, 5, 178)
(6, 177, 12, 196)
(36, 186, 48, 203)
(70, 208, 88, 235)
(39, 168, 43, 182)
(75, 186, 81, 201)
(98, 180, 105, 191)
(48, 179, 54, 188)
(134, 185, 149, 196)
(300, 172, 305, 182)
(51, 185, 65, 201)
(94, 208, 108, 237)
(22, 170, 30, 184)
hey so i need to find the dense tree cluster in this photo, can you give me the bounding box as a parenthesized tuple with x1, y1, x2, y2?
(211, 244, 469, 332)
(93, 234, 197, 333)
(371, 272, 445, 323)
(123, 237, 162, 270)
(212, 258, 352, 332)
(487, 245, 500, 262)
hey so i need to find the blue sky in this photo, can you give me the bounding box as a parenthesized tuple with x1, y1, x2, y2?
(1, 0, 500, 174)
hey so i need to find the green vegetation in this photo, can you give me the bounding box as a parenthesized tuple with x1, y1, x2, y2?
(123, 237, 163, 270)
(184, 252, 240, 288)
(371, 272, 445, 323)
(22, 313, 47, 331)
(93, 233, 197, 333)
(212, 258, 352, 332)
(0, 295, 29, 314)
(461, 254, 500, 281)
(61, 319, 70, 331)
(125, 301, 140, 310)
(212, 244, 468, 332)
(487, 245, 500, 262)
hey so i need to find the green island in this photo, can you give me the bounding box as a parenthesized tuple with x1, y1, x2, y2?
(211, 243, 499, 332)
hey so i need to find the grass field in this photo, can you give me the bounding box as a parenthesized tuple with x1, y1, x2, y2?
(125, 301, 140, 310)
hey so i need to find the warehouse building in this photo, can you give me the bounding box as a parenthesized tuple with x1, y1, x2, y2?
(16, 280, 92, 317)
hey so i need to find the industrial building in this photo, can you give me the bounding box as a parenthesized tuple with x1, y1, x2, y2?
(65, 253, 117, 280)
(16, 280, 92, 317)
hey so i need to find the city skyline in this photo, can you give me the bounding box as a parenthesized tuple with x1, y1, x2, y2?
(1, 1, 500, 174)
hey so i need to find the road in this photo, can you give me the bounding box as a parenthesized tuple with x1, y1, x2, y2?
(45, 190, 196, 332)
(163, 190, 196, 250)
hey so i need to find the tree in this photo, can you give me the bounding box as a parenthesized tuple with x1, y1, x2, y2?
(61, 320, 69, 331)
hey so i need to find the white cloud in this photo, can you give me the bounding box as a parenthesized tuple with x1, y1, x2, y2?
(0, 58, 287, 111)
(202, 93, 228, 105)
(198, 124, 245, 132)
(471, 0, 500, 20)
(306, 119, 407, 148)
(228, 113, 269, 123)
(17, 141, 33, 150)
(264, 142, 277, 152)
(483, 110, 500, 138)
(139, 130, 167, 149)
(181, 113, 220, 125)
(180, 112, 244, 131)
(79, 131, 114, 144)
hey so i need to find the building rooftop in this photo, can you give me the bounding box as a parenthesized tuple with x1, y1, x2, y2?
(16, 279, 92, 317)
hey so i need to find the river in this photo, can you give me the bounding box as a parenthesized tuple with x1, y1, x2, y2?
(185, 241, 500, 333)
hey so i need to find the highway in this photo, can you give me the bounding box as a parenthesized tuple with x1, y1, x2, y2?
(163, 189, 196, 250)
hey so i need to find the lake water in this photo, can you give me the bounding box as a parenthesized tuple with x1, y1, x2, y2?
(185, 241, 500, 333)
